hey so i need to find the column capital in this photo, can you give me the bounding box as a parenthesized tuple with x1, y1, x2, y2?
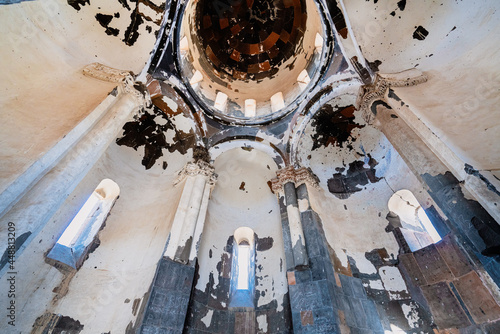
(82, 62, 151, 108)
(270, 166, 319, 195)
(174, 160, 217, 186)
(359, 69, 428, 124)
(295, 167, 320, 189)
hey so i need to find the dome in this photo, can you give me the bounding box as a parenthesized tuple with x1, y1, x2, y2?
(178, 0, 326, 124)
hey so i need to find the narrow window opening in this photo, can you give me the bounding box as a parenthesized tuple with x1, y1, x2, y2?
(229, 227, 255, 308)
(47, 179, 120, 269)
(388, 189, 442, 252)
(237, 243, 250, 290)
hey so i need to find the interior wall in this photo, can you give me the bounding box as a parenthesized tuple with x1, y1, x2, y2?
(342, 0, 500, 169)
(0, 99, 192, 333)
(293, 92, 446, 331)
(185, 147, 291, 333)
(0, 0, 159, 194)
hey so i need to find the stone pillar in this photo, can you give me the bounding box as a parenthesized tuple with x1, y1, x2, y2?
(272, 166, 309, 270)
(366, 97, 500, 286)
(139, 160, 216, 334)
(272, 167, 344, 333)
(164, 161, 216, 264)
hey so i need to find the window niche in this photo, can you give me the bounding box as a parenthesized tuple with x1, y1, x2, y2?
(229, 227, 256, 308)
(388, 189, 442, 252)
(47, 179, 120, 270)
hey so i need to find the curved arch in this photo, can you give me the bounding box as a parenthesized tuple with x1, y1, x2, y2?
(173, 0, 334, 126)
(234, 227, 255, 248)
(208, 137, 286, 169)
(288, 82, 361, 167)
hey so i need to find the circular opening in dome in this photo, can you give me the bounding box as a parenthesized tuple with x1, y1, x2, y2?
(177, 0, 328, 124)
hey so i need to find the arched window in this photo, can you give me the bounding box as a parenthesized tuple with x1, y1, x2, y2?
(229, 227, 255, 308)
(388, 189, 441, 252)
(47, 179, 120, 269)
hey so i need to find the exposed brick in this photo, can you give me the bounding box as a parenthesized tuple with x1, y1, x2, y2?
(435, 235, 473, 278)
(301, 310, 314, 326)
(453, 271, 500, 323)
(398, 253, 427, 286)
(287, 271, 296, 285)
(421, 282, 470, 329)
(234, 311, 255, 334)
(413, 244, 454, 284)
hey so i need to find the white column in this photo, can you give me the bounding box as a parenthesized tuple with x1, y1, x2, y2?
(189, 178, 214, 262)
(164, 175, 196, 260)
(164, 161, 217, 264)
(174, 174, 207, 263)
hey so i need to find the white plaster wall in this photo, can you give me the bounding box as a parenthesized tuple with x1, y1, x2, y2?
(196, 147, 288, 309)
(0, 132, 189, 333)
(0, 0, 157, 194)
(343, 0, 500, 169)
(297, 96, 437, 275)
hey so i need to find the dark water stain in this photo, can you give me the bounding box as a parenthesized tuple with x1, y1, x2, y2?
(68, 0, 163, 46)
(366, 58, 382, 72)
(118, 0, 131, 10)
(327, 155, 381, 199)
(67, 0, 89, 11)
(388, 88, 401, 101)
(123, 8, 144, 46)
(267, 180, 273, 193)
(397, 0, 406, 11)
(116, 105, 196, 169)
(365, 248, 397, 268)
(371, 99, 392, 115)
(464, 164, 500, 197)
(446, 26, 457, 37)
(54, 316, 84, 332)
(0, 231, 31, 272)
(310, 104, 364, 151)
(95, 13, 120, 36)
(256, 237, 274, 251)
(413, 26, 429, 40)
(96, 13, 113, 26)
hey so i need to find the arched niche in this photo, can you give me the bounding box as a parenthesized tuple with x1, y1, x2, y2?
(388, 189, 442, 252)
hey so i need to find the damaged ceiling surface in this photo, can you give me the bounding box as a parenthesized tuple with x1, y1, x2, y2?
(1, 0, 500, 334)
(178, 0, 325, 122)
